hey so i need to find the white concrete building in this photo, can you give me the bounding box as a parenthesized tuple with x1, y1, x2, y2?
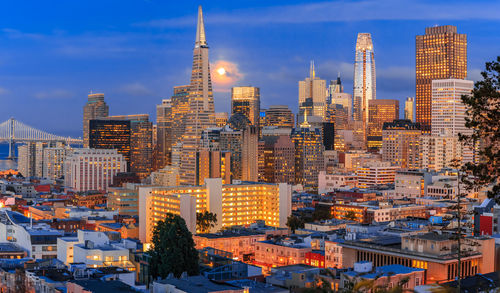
(318, 172, 357, 194)
(431, 79, 473, 137)
(58, 230, 136, 272)
(394, 170, 433, 199)
(356, 162, 398, 188)
(420, 134, 461, 171)
(64, 148, 127, 192)
(0, 210, 63, 259)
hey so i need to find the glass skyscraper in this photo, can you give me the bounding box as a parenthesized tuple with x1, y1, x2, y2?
(353, 33, 376, 146)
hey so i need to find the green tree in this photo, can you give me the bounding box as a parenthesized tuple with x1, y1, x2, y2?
(196, 211, 217, 233)
(148, 213, 199, 279)
(286, 215, 304, 234)
(459, 56, 500, 200)
(312, 206, 332, 221)
(457, 57, 500, 291)
(344, 211, 357, 221)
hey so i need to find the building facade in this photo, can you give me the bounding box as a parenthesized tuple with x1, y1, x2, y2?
(416, 25, 467, 132)
(138, 179, 292, 243)
(83, 93, 109, 147)
(382, 120, 422, 169)
(353, 33, 376, 146)
(64, 149, 127, 192)
(180, 7, 217, 185)
(231, 86, 260, 127)
(367, 99, 399, 150)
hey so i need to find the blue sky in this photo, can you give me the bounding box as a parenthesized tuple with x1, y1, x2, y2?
(0, 0, 499, 138)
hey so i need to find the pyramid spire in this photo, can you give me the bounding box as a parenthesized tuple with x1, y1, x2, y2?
(195, 5, 207, 48)
(309, 60, 315, 79)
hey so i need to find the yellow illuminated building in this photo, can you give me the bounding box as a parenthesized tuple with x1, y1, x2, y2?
(416, 25, 467, 133)
(367, 99, 399, 149)
(138, 179, 291, 243)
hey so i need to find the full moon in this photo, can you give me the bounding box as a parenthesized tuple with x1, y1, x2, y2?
(217, 67, 226, 75)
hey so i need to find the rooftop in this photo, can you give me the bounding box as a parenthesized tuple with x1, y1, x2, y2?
(71, 279, 136, 293)
(344, 264, 424, 279)
(155, 275, 241, 293)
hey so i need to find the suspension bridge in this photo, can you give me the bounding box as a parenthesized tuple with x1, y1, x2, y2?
(0, 118, 83, 159)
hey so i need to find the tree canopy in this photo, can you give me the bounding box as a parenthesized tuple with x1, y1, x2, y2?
(196, 211, 217, 233)
(148, 213, 199, 279)
(460, 56, 500, 200)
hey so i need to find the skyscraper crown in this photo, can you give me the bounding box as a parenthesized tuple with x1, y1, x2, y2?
(195, 5, 207, 48)
(356, 33, 373, 51)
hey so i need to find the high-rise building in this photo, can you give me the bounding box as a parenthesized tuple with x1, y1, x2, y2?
(431, 79, 473, 137)
(83, 93, 109, 148)
(89, 114, 153, 179)
(416, 25, 467, 132)
(328, 75, 353, 120)
(292, 120, 325, 190)
(219, 115, 259, 181)
(156, 99, 173, 169)
(215, 112, 228, 127)
(263, 105, 295, 128)
(231, 86, 260, 127)
(170, 85, 191, 145)
(258, 135, 295, 184)
(298, 61, 327, 123)
(420, 134, 461, 171)
(382, 120, 421, 169)
(18, 142, 43, 178)
(367, 99, 399, 150)
(404, 97, 415, 122)
(43, 146, 72, 179)
(180, 6, 216, 185)
(138, 179, 292, 240)
(64, 149, 127, 192)
(197, 149, 231, 185)
(353, 33, 376, 146)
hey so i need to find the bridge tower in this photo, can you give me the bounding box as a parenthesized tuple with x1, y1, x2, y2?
(7, 118, 15, 160)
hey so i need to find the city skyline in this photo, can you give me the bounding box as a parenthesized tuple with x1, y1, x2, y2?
(0, 0, 499, 136)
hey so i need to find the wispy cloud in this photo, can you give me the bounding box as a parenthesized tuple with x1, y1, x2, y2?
(138, 0, 500, 28)
(1, 28, 44, 40)
(34, 89, 74, 100)
(118, 82, 152, 96)
(0, 87, 8, 95)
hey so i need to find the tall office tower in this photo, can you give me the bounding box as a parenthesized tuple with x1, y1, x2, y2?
(231, 86, 260, 127)
(17, 142, 46, 178)
(298, 61, 327, 123)
(416, 25, 467, 132)
(180, 6, 216, 185)
(89, 114, 153, 179)
(197, 149, 231, 185)
(219, 115, 259, 181)
(43, 146, 72, 179)
(353, 33, 376, 146)
(215, 112, 228, 127)
(404, 97, 415, 122)
(431, 79, 473, 136)
(83, 93, 109, 147)
(328, 75, 353, 120)
(264, 105, 295, 128)
(382, 120, 421, 169)
(367, 99, 399, 150)
(171, 85, 191, 145)
(64, 149, 127, 192)
(323, 122, 335, 151)
(155, 99, 173, 170)
(292, 119, 325, 190)
(258, 135, 295, 184)
(432, 79, 474, 164)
